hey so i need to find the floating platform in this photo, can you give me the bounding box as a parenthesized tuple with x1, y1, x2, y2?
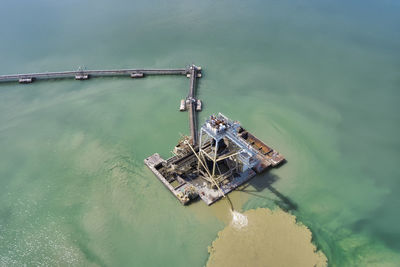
(145, 113, 285, 206)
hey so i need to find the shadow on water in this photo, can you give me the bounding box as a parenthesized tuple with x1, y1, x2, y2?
(238, 171, 298, 212)
(351, 191, 400, 252)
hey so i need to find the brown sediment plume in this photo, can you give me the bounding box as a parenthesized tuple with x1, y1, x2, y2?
(207, 208, 327, 267)
(190, 189, 250, 224)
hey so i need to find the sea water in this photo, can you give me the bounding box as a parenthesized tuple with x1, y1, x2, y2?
(0, 0, 399, 266)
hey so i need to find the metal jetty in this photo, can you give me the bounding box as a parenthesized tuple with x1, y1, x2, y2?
(186, 65, 202, 146)
(0, 68, 188, 83)
(0, 64, 202, 145)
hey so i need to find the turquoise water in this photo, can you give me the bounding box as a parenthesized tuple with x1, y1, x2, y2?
(1, 0, 399, 266)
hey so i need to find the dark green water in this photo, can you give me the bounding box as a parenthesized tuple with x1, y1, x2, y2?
(0, 0, 399, 266)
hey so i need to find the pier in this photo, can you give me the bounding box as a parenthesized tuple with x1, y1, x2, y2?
(0, 68, 188, 83)
(186, 65, 202, 146)
(0, 65, 202, 144)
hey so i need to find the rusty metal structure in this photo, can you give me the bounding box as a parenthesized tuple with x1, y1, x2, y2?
(145, 113, 285, 205)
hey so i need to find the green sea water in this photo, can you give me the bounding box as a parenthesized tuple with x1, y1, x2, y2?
(0, 0, 399, 266)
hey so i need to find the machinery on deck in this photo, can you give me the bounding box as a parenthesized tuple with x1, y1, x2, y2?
(145, 113, 285, 205)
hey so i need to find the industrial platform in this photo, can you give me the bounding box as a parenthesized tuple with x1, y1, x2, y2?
(145, 113, 285, 205)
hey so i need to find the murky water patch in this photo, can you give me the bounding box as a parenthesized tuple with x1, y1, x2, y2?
(208, 208, 327, 267)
